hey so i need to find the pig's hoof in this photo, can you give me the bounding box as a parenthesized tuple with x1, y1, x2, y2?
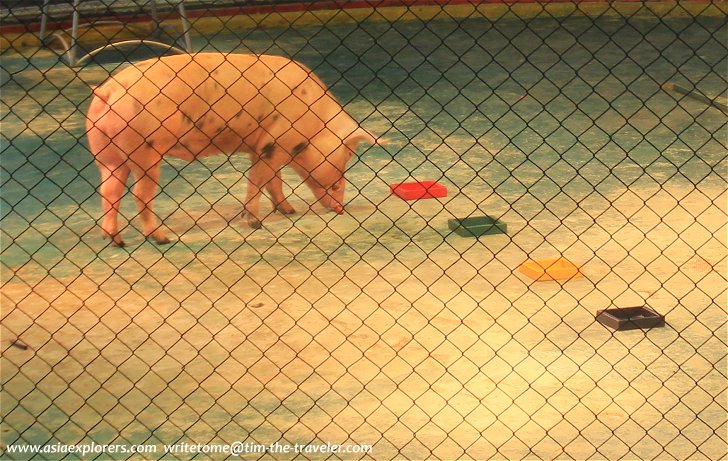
(275, 204, 296, 215)
(148, 235, 171, 245)
(243, 211, 263, 229)
(103, 232, 125, 248)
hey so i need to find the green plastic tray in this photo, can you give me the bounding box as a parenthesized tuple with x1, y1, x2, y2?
(448, 216, 507, 237)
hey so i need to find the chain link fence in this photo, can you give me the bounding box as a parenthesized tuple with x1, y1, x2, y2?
(1, 0, 727, 459)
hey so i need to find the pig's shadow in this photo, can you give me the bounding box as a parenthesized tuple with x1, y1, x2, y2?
(165, 201, 377, 236)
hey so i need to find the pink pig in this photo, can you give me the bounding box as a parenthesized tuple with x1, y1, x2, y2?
(86, 52, 383, 247)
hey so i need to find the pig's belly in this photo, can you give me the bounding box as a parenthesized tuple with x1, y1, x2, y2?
(163, 126, 253, 162)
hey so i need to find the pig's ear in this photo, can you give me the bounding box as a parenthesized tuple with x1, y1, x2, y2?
(344, 128, 385, 152)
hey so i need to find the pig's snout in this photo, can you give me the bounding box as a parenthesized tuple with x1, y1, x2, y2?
(313, 178, 347, 214)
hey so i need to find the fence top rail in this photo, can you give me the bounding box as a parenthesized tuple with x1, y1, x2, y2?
(3, 0, 728, 25)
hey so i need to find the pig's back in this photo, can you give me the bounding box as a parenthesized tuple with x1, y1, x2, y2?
(92, 53, 354, 158)
(109, 53, 326, 109)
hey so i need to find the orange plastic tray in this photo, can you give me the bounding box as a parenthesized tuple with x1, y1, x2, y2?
(519, 257, 582, 281)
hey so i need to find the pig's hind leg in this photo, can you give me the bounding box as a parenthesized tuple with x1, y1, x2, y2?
(97, 160, 130, 248)
(128, 154, 170, 245)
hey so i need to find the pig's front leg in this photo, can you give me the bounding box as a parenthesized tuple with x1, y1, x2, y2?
(266, 171, 296, 215)
(245, 151, 285, 229)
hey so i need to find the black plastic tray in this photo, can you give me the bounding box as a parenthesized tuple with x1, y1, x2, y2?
(596, 306, 665, 331)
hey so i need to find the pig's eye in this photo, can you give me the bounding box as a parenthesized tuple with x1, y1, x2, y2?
(331, 182, 341, 191)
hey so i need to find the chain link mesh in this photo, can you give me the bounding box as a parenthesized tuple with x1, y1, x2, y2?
(1, 1, 727, 460)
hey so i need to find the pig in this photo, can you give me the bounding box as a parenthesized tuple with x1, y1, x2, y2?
(86, 52, 383, 247)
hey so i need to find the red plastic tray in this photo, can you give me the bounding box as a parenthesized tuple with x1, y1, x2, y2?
(390, 180, 448, 200)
